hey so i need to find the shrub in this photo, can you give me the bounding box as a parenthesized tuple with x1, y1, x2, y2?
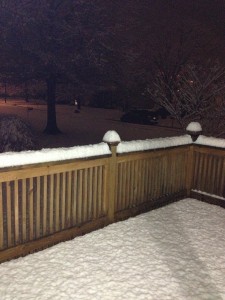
(0, 114, 38, 153)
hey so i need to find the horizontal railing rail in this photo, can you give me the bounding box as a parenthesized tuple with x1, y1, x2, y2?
(0, 131, 224, 262)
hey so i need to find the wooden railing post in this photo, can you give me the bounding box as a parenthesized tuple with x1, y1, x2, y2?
(186, 122, 202, 197)
(107, 141, 119, 223)
(102, 130, 121, 223)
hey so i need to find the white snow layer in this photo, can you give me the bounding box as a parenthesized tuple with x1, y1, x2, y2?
(186, 122, 202, 132)
(0, 199, 225, 300)
(117, 135, 192, 153)
(195, 135, 225, 148)
(0, 143, 111, 168)
(0, 135, 193, 168)
(0, 134, 224, 168)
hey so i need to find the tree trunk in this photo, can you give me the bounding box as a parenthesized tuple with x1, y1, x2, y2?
(44, 75, 61, 134)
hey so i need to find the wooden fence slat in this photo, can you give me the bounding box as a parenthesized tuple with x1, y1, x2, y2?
(196, 151, 201, 189)
(130, 161, 135, 206)
(14, 180, 19, 245)
(71, 171, 77, 226)
(29, 178, 34, 241)
(197, 153, 204, 190)
(0, 183, 3, 249)
(121, 163, 125, 209)
(178, 153, 182, 189)
(43, 175, 47, 235)
(88, 168, 93, 220)
(66, 171, 72, 227)
(102, 165, 108, 216)
(215, 157, 222, 195)
(211, 156, 217, 195)
(36, 177, 41, 239)
(181, 152, 187, 190)
(126, 161, 132, 208)
(148, 158, 153, 199)
(134, 160, 139, 203)
(140, 160, 145, 203)
(161, 156, 167, 195)
(54, 174, 60, 231)
(206, 154, 212, 193)
(61, 172, 66, 229)
(77, 170, 83, 224)
(143, 159, 148, 202)
(116, 164, 122, 211)
(22, 179, 27, 242)
(193, 151, 199, 189)
(144, 159, 150, 200)
(137, 160, 142, 204)
(97, 167, 102, 218)
(100, 166, 105, 215)
(49, 174, 54, 233)
(93, 167, 97, 219)
(136, 160, 141, 203)
(157, 158, 163, 198)
(174, 154, 180, 192)
(121, 163, 126, 210)
(172, 154, 178, 194)
(221, 158, 225, 197)
(152, 157, 158, 199)
(6, 182, 12, 247)
(173, 155, 178, 193)
(83, 169, 88, 222)
(206, 155, 213, 193)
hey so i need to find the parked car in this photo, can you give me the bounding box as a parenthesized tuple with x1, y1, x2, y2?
(155, 107, 171, 119)
(120, 109, 158, 125)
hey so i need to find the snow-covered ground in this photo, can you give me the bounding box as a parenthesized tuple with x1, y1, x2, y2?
(0, 199, 225, 300)
(0, 99, 183, 149)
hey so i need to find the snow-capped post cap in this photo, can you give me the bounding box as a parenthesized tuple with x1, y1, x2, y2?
(186, 122, 202, 142)
(102, 130, 121, 145)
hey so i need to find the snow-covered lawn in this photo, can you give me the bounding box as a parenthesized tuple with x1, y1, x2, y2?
(0, 199, 225, 300)
(0, 99, 183, 149)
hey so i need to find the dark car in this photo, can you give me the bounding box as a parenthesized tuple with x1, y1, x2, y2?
(155, 107, 171, 119)
(120, 109, 158, 125)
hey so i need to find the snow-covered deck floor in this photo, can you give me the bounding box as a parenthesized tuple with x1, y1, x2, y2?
(0, 199, 225, 300)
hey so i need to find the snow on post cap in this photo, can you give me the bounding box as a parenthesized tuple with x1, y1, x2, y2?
(102, 130, 121, 144)
(186, 122, 202, 132)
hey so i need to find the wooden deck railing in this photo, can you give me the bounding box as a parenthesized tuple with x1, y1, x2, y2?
(114, 145, 190, 220)
(190, 145, 225, 203)
(0, 133, 224, 262)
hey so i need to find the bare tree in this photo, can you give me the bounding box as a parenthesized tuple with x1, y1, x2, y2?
(149, 61, 225, 137)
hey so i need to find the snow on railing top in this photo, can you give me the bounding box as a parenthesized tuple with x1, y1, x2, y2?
(195, 135, 225, 148)
(0, 143, 111, 168)
(0, 130, 224, 169)
(116, 135, 192, 154)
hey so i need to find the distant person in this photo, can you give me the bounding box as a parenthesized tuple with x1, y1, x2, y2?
(74, 97, 81, 113)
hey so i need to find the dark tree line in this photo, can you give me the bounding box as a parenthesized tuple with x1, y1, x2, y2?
(0, 0, 225, 135)
(0, 0, 115, 133)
